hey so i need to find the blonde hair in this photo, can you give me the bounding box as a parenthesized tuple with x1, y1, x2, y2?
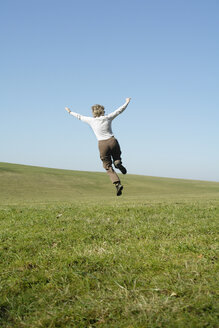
(92, 104, 105, 118)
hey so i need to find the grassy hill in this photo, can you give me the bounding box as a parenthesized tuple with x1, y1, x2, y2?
(0, 162, 219, 205)
(0, 162, 219, 327)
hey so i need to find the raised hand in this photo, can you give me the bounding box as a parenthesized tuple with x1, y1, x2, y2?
(65, 107, 71, 113)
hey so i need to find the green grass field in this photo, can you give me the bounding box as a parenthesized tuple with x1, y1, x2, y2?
(0, 162, 219, 327)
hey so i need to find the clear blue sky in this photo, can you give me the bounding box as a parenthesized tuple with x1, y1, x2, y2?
(1, 0, 219, 181)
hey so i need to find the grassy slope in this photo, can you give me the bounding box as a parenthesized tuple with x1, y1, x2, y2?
(0, 162, 219, 328)
(0, 162, 219, 205)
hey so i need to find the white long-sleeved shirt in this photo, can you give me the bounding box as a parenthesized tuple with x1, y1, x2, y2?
(69, 101, 129, 141)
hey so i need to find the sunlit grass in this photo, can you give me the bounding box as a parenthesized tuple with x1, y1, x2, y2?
(0, 163, 219, 327)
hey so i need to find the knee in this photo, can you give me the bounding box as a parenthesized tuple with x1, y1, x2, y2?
(103, 161, 112, 171)
(101, 156, 112, 171)
(104, 165, 114, 174)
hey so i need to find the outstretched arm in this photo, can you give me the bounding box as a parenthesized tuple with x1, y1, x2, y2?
(65, 107, 82, 120)
(65, 107, 71, 114)
(65, 107, 91, 123)
(107, 98, 131, 120)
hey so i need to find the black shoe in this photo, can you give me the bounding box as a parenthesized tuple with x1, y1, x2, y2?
(115, 183, 123, 196)
(117, 164, 127, 174)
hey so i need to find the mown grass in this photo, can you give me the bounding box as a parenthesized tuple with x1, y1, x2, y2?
(0, 163, 219, 327)
(1, 162, 219, 205)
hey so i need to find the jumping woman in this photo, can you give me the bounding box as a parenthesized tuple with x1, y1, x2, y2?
(65, 97, 131, 196)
